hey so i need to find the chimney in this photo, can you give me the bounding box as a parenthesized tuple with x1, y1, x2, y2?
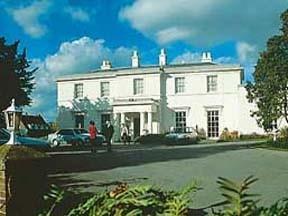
(201, 52, 213, 63)
(159, 48, 167, 66)
(131, 50, 140, 68)
(101, 60, 112, 70)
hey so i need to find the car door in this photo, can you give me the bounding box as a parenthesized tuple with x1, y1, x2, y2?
(58, 129, 75, 144)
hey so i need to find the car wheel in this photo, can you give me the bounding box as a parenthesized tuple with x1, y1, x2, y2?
(51, 139, 59, 148)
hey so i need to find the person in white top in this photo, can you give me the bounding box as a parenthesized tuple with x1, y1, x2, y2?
(121, 123, 129, 145)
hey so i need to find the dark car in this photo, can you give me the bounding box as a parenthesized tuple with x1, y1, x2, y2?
(0, 128, 50, 150)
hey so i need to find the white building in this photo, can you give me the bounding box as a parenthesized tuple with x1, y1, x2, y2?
(56, 49, 263, 140)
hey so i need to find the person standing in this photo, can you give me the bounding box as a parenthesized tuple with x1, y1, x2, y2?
(89, 120, 97, 153)
(121, 123, 129, 145)
(103, 120, 114, 152)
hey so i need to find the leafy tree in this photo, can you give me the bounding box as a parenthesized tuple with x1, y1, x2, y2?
(0, 37, 36, 111)
(246, 9, 288, 131)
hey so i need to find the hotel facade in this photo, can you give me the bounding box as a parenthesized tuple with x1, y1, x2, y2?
(56, 50, 263, 140)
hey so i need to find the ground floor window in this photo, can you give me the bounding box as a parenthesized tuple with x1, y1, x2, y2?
(175, 111, 186, 132)
(101, 114, 111, 132)
(207, 110, 219, 137)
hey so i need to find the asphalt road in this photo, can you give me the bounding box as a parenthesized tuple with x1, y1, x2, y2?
(46, 141, 288, 209)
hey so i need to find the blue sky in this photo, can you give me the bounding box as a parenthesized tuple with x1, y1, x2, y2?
(0, 0, 287, 121)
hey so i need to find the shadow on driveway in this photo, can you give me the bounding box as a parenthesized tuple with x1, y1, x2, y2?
(45, 143, 256, 174)
(44, 143, 258, 216)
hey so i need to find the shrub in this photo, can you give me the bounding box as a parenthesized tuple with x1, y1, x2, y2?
(279, 126, 288, 141)
(212, 176, 259, 215)
(239, 133, 269, 140)
(219, 128, 239, 142)
(196, 128, 206, 140)
(136, 134, 166, 145)
(41, 182, 200, 216)
(41, 177, 288, 216)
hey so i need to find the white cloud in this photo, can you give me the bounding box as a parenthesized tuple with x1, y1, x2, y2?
(64, 6, 90, 22)
(120, 0, 287, 47)
(172, 51, 236, 64)
(236, 42, 257, 63)
(26, 37, 132, 120)
(8, 1, 51, 38)
(171, 52, 201, 64)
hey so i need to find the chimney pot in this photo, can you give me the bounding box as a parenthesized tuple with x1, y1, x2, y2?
(159, 48, 167, 66)
(101, 60, 112, 70)
(131, 50, 140, 68)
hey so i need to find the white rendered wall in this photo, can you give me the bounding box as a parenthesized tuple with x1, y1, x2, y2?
(57, 65, 264, 136)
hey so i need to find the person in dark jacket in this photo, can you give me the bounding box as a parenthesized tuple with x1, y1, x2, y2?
(103, 121, 114, 152)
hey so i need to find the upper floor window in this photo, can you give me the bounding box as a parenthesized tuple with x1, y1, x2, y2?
(133, 78, 143, 95)
(207, 75, 217, 92)
(175, 77, 185, 93)
(74, 83, 83, 98)
(101, 82, 110, 97)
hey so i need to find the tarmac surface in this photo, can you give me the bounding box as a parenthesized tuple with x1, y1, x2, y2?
(46, 140, 288, 209)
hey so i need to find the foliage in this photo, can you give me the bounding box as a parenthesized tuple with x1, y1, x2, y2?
(219, 128, 239, 142)
(39, 185, 65, 216)
(262, 139, 288, 150)
(258, 198, 288, 216)
(41, 176, 288, 216)
(0, 37, 36, 111)
(213, 176, 259, 215)
(136, 134, 166, 145)
(239, 133, 269, 141)
(246, 9, 288, 131)
(279, 126, 288, 141)
(196, 127, 206, 140)
(41, 182, 200, 216)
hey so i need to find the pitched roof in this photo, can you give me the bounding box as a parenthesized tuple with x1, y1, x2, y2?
(21, 114, 48, 129)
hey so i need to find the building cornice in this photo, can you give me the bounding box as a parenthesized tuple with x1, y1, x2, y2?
(56, 63, 242, 83)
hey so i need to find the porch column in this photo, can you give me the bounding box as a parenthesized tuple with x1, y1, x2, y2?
(113, 113, 120, 141)
(120, 112, 125, 124)
(140, 112, 145, 135)
(148, 112, 152, 134)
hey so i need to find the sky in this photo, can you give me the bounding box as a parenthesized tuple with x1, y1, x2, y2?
(0, 0, 287, 122)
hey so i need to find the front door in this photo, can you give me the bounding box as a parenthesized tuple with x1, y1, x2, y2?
(133, 118, 140, 138)
(75, 114, 84, 128)
(101, 114, 111, 133)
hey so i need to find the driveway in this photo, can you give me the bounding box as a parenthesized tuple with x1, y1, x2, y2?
(47, 141, 288, 209)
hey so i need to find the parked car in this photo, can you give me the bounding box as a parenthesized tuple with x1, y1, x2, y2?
(47, 128, 105, 147)
(0, 128, 50, 150)
(165, 127, 198, 145)
(74, 128, 106, 144)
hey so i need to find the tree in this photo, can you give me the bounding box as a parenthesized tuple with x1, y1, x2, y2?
(0, 37, 36, 111)
(246, 9, 288, 131)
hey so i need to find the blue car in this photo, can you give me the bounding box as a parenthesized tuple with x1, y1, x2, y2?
(0, 128, 50, 150)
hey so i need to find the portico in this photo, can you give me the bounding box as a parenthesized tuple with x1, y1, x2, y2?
(112, 98, 160, 140)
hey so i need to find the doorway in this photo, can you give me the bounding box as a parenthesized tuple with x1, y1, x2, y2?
(75, 114, 84, 128)
(133, 117, 140, 138)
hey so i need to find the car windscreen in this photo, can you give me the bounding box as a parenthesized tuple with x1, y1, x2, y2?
(59, 130, 74, 135)
(75, 129, 88, 134)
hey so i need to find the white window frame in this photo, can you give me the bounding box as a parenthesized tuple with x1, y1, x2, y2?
(100, 82, 110, 97)
(175, 77, 185, 94)
(133, 78, 144, 95)
(74, 83, 83, 99)
(175, 111, 186, 133)
(207, 75, 217, 92)
(207, 110, 219, 138)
